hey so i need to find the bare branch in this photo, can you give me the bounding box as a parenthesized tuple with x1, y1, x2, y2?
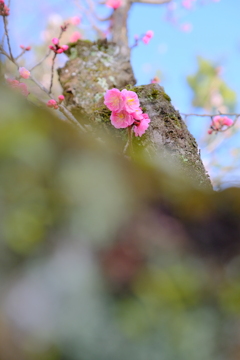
(3, 15, 14, 60)
(29, 50, 51, 72)
(181, 113, 240, 118)
(132, 0, 171, 4)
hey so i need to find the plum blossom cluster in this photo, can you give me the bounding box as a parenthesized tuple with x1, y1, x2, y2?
(47, 95, 65, 110)
(132, 30, 154, 49)
(208, 115, 233, 134)
(104, 88, 151, 137)
(49, 38, 69, 54)
(0, 0, 9, 16)
(6, 79, 29, 97)
(20, 45, 31, 51)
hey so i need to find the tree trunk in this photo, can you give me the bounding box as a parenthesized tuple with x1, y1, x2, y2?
(58, 39, 212, 190)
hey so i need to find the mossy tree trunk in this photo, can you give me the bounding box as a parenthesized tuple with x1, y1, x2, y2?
(58, 39, 212, 190)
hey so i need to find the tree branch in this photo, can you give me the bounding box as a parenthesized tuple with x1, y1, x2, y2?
(131, 0, 171, 4)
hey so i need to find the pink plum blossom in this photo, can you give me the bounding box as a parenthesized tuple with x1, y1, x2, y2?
(6, 79, 29, 96)
(61, 45, 69, 51)
(70, 31, 82, 43)
(47, 99, 58, 109)
(222, 117, 233, 126)
(104, 88, 124, 112)
(121, 89, 140, 113)
(142, 36, 151, 44)
(58, 95, 65, 102)
(133, 113, 150, 137)
(145, 30, 154, 39)
(132, 107, 143, 120)
(106, 0, 122, 9)
(52, 37, 59, 45)
(70, 16, 81, 25)
(110, 110, 134, 129)
(19, 67, 31, 79)
(210, 116, 234, 133)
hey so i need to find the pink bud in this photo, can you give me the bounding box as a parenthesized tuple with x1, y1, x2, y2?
(49, 45, 54, 50)
(58, 95, 65, 102)
(145, 30, 154, 38)
(52, 37, 59, 45)
(57, 48, 64, 54)
(47, 99, 57, 108)
(20, 45, 25, 49)
(19, 67, 31, 79)
(208, 129, 213, 135)
(25, 46, 31, 51)
(61, 45, 69, 51)
(142, 36, 150, 44)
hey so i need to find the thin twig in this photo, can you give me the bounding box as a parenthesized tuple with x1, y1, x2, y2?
(30, 50, 51, 71)
(14, 49, 26, 61)
(3, 15, 13, 60)
(181, 112, 240, 118)
(49, 52, 57, 94)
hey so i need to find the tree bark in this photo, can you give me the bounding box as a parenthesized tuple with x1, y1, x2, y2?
(58, 39, 212, 190)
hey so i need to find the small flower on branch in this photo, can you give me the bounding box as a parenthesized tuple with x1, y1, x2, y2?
(19, 67, 31, 79)
(49, 38, 69, 54)
(20, 45, 31, 51)
(47, 95, 65, 110)
(151, 76, 160, 84)
(0, 0, 10, 16)
(208, 115, 234, 134)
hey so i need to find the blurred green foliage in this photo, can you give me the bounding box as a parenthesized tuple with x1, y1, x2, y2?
(1, 84, 240, 360)
(187, 57, 237, 111)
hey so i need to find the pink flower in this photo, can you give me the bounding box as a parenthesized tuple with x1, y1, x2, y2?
(52, 38, 59, 45)
(19, 67, 31, 79)
(142, 36, 151, 44)
(57, 48, 64, 54)
(58, 95, 65, 102)
(69, 31, 82, 43)
(133, 113, 151, 137)
(104, 88, 124, 112)
(106, 0, 122, 9)
(132, 107, 143, 120)
(110, 110, 134, 129)
(6, 79, 29, 96)
(121, 89, 140, 113)
(145, 30, 154, 39)
(212, 115, 233, 130)
(47, 99, 58, 109)
(222, 117, 233, 126)
(61, 45, 69, 51)
(70, 16, 81, 25)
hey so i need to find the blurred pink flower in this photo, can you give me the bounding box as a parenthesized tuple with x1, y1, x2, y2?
(6, 79, 29, 96)
(19, 67, 30, 79)
(47, 99, 58, 109)
(70, 31, 82, 43)
(52, 37, 59, 45)
(70, 16, 81, 25)
(106, 0, 122, 9)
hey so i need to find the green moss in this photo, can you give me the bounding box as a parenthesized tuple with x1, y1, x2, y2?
(162, 93, 171, 102)
(93, 105, 111, 123)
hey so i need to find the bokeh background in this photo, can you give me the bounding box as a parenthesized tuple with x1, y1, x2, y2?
(1, 1, 240, 360)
